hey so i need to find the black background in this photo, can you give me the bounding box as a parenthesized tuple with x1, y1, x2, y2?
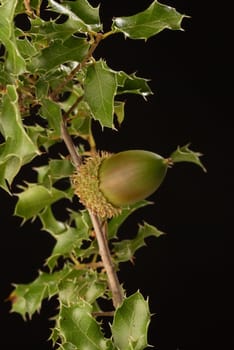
(1, 1, 233, 349)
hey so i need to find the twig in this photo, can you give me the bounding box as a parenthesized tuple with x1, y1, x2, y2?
(88, 211, 123, 308)
(51, 33, 103, 100)
(92, 310, 115, 317)
(61, 118, 82, 167)
(63, 95, 84, 120)
(61, 121, 123, 309)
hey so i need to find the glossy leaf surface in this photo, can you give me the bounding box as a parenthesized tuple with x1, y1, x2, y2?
(14, 184, 69, 220)
(30, 36, 90, 71)
(170, 144, 207, 172)
(113, 221, 165, 262)
(112, 0, 186, 40)
(84, 60, 117, 128)
(48, 0, 101, 33)
(112, 292, 150, 350)
(0, 85, 39, 191)
(59, 301, 108, 349)
(0, 0, 26, 74)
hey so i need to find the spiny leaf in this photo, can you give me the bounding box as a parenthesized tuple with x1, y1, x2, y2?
(46, 227, 82, 270)
(14, 184, 69, 221)
(10, 282, 47, 320)
(170, 144, 207, 172)
(57, 0, 102, 32)
(108, 200, 152, 239)
(46, 213, 91, 269)
(112, 0, 187, 40)
(0, 0, 26, 74)
(16, 36, 38, 59)
(113, 221, 165, 262)
(58, 301, 108, 349)
(41, 99, 62, 137)
(0, 85, 39, 191)
(84, 60, 117, 129)
(48, 0, 101, 33)
(10, 269, 71, 319)
(59, 269, 106, 305)
(116, 71, 152, 97)
(39, 207, 67, 236)
(112, 292, 150, 350)
(30, 36, 90, 72)
(35, 158, 74, 187)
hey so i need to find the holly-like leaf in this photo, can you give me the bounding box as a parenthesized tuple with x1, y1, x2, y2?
(0, 0, 26, 74)
(112, 292, 150, 350)
(14, 184, 69, 221)
(41, 99, 62, 137)
(59, 269, 106, 305)
(47, 227, 82, 269)
(39, 207, 67, 236)
(170, 144, 207, 172)
(48, 0, 101, 33)
(112, 0, 186, 40)
(56, 0, 102, 32)
(108, 200, 152, 239)
(46, 211, 91, 269)
(10, 269, 71, 319)
(113, 222, 165, 262)
(116, 71, 152, 97)
(29, 36, 90, 72)
(58, 301, 108, 349)
(35, 158, 74, 188)
(84, 60, 117, 128)
(0, 85, 39, 191)
(16, 36, 38, 59)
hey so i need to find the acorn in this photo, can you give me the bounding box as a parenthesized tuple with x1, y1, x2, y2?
(72, 150, 169, 218)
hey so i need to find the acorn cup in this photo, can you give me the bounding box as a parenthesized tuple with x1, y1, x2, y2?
(72, 150, 170, 218)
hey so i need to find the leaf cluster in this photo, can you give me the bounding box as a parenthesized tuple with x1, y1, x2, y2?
(0, 1, 204, 349)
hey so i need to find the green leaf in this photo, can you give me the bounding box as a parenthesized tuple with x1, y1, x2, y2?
(112, 292, 150, 350)
(57, 0, 102, 32)
(15, 0, 41, 14)
(71, 210, 91, 239)
(108, 200, 152, 239)
(16, 36, 38, 59)
(48, 0, 101, 33)
(47, 227, 81, 269)
(14, 184, 69, 220)
(11, 269, 71, 319)
(113, 222, 165, 262)
(35, 158, 74, 188)
(59, 301, 108, 349)
(46, 218, 89, 269)
(170, 144, 207, 172)
(49, 159, 75, 179)
(0, 0, 26, 74)
(30, 36, 90, 72)
(41, 99, 62, 137)
(57, 343, 78, 350)
(114, 101, 125, 125)
(69, 115, 92, 137)
(116, 71, 152, 97)
(10, 282, 47, 320)
(39, 207, 67, 236)
(84, 60, 117, 128)
(0, 85, 39, 191)
(59, 270, 106, 305)
(112, 0, 186, 40)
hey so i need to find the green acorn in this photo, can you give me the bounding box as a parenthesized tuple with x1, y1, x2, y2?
(72, 150, 169, 218)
